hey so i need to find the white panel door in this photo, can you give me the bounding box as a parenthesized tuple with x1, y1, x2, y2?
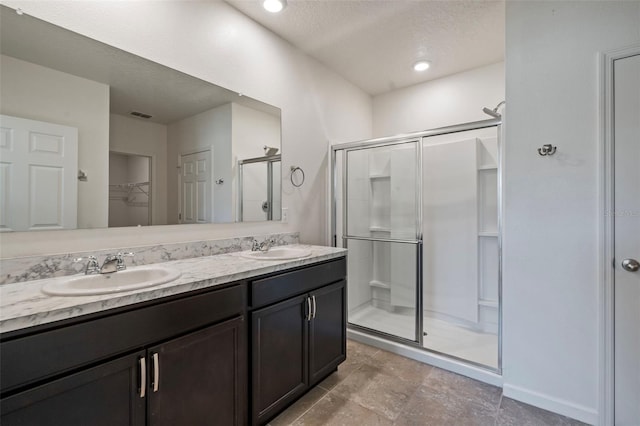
(614, 53, 640, 426)
(180, 150, 211, 224)
(0, 115, 78, 231)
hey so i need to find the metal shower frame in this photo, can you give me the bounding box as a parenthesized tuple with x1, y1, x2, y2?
(330, 117, 503, 374)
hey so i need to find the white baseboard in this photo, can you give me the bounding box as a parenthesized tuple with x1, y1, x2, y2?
(503, 384, 598, 425)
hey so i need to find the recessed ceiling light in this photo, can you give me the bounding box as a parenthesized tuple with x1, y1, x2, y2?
(413, 60, 431, 72)
(263, 0, 287, 13)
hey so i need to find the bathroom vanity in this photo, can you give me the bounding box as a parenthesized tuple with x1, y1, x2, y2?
(0, 245, 346, 426)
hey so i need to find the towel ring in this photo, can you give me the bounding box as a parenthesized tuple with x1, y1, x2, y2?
(290, 166, 305, 188)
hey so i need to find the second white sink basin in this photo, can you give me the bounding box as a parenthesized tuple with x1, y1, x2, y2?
(240, 247, 312, 261)
(42, 266, 182, 296)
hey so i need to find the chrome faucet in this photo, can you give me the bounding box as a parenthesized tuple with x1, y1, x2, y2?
(100, 252, 135, 274)
(74, 256, 100, 275)
(251, 238, 276, 252)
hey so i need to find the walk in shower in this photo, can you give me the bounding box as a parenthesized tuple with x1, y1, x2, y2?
(331, 117, 502, 371)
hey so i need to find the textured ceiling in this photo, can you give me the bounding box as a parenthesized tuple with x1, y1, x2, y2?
(226, 0, 505, 95)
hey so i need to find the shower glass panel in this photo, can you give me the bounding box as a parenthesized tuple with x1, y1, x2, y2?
(340, 140, 421, 343)
(333, 119, 501, 372)
(345, 142, 419, 240)
(421, 127, 499, 369)
(346, 238, 419, 341)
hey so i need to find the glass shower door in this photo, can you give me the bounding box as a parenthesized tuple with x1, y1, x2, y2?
(337, 140, 422, 343)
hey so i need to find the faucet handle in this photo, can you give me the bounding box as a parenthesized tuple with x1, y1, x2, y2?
(74, 255, 100, 274)
(115, 252, 135, 270)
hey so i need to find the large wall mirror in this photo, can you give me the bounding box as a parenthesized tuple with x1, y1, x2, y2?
(0, 5, 282, 232)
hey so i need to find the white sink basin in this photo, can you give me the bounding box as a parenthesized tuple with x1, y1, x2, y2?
(42, 266, 182, 296)
(240, 247, 312, 261)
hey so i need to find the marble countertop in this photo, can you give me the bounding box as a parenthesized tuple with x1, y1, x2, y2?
(0, 244, 347, 334)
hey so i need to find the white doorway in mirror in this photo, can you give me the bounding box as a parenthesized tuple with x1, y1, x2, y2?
(108, 152, 151, 227)
(0, 114, 78, 231)
(179, 150, 212, 224)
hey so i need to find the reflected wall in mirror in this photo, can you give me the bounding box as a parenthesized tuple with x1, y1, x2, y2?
(0, 5, 282, 231)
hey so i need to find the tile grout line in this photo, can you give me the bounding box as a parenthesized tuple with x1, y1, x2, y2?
(494, 391, 504, 426)
(284, 361, 365, 425)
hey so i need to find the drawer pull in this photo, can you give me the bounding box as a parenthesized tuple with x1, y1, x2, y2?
(139, 357, 146, 398)
(152, 352, 160, 392)
(311, 295, 317, 319)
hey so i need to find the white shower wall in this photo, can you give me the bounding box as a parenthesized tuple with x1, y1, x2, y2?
(423, 133, 499, 332)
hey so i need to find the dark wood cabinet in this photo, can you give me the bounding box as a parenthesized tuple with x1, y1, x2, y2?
(308, 280, 347, 386)
(250, 258, 347, 425)
(1, 283, 246, 426)
(149, 316, 246, 426)
(1, 351, 146, 426)
(251, 295, 309, 422)
(1, 255, 346, 426)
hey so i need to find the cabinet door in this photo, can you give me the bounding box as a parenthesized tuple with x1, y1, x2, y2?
(147, 316, 246, 426)
(0, 351, 145, 426)
(252, 294, 309, 425)
(308, 280, 347, 385)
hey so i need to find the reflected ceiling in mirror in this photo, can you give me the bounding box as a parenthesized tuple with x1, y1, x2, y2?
(0, 5, 282, 231)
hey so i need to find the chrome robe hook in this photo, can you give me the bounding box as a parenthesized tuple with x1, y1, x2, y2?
(538, 144, 557, 156)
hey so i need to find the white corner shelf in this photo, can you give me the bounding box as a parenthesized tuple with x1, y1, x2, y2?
(369, 280, 390, 289)
(369, 226, 392, 233)
(478, 299, 499, 308)
(478, 165, 498, 171)
(478, 232, 499, 237)
(369, 174, 391, 179)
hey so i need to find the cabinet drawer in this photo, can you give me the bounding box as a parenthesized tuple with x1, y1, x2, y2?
(250, 257, 346, 309)
(1, 284, 245, 394)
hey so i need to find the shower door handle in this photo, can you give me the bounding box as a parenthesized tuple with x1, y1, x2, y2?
(622, 258, 639, 272)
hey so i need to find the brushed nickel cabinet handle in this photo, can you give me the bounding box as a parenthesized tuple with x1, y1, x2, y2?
(312, 295, 317, 319)
(306, 297, 312, 321)
(139, 357, 146, 398)
(152, 352, 160, 392)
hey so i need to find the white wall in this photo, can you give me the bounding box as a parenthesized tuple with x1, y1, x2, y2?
(167, 104, 232, 224)
(0, 54, 110, 229)
(110, 113, 167, 226)
(372, 62, 504, 137)
(0, 0, 373, 258)
(503, 1, 640, 424)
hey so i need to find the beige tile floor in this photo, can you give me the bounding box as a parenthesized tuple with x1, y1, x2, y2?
(268, 340, 587, 426)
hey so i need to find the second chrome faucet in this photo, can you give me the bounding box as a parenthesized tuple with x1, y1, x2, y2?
(75, 252, 135, 274)
(251, 238, 276, 252)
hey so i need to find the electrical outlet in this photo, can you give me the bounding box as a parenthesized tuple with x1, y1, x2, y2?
(281, 207, 289, 223)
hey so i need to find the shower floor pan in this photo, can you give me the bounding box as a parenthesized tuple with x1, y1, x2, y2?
(349, 303, 498, 369)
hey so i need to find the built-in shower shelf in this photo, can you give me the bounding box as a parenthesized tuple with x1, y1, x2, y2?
(369, 279, 390, 289)
(478, 299, 498, 308)
(478, 165, 497, 171)
(369, 174, 390, 179)
(478, 232, 498, 237)
(369, 226, 391, 232)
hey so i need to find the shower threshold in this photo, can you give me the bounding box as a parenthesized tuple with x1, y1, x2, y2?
(349, 303, 498, 369)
